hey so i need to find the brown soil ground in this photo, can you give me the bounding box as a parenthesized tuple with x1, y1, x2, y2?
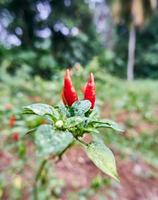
(1, 145, 158, 200)
(55, 145, 158, 200)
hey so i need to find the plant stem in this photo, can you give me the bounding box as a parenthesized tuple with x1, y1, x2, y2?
(33, 159, 47, 200)
(75, 136, 88, 146)
(58, 141, 74, 160)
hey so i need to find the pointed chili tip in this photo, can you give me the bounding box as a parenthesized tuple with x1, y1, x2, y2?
(65, 69, 71, 78)
(89, 72, 94, 82)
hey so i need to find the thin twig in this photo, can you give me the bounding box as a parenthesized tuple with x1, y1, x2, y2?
(33, 159, 47, 200)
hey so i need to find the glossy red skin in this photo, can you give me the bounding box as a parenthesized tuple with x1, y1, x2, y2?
(61, 89, 67, 105)
(62, 69, 78, 106)
(84, 73, 96, 109)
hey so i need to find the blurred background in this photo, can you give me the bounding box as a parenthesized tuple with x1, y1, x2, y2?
(0, 0, 158, 199)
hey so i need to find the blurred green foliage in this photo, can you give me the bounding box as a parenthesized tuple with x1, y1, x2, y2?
(1, 1, 158, 79)
(104, 12, 158, 79)
(0, 0, 101, 79)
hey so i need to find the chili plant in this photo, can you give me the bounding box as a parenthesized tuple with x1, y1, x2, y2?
(23, 70, 123, 199)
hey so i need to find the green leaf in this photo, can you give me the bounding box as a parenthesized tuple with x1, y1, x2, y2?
(23, 103, 59, 120)
(56, 103, 70, 118)
(71, 100, 91, 116)
(65, 116, 87, 128)
(85, 140, 119, 181)
(92, 119, 124, 132)
(80, 127, 99, 134)
(35, 124, 74, 157)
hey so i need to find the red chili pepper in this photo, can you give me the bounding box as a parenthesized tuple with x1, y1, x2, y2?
(62, 69, 78, 106)
(84, 73, 96, 109)
(12, 132, 19, 141)
(9, 115, 16, 128)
